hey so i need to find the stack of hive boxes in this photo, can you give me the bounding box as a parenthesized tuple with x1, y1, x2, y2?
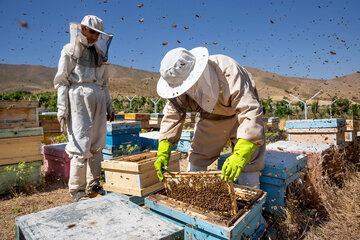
(103, 121, 142, 160)
(0, 100, 43, 193)
(124, 113, 151, 129)
(286, 118, 346, 146)
(345, 119, 359, 142)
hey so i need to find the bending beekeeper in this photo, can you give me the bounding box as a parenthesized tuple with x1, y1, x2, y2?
(54, 15, 115, 201)
(154, 47, 265, 188)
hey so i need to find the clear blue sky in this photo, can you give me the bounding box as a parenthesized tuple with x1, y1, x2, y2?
(0, 0, 359, 80)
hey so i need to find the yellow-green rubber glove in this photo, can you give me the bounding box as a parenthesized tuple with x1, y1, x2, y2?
(221, 139, 258, 182)
(154, 140, 173, 182)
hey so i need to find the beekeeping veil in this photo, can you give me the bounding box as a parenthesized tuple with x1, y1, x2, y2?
(64, 15, 113, 65)
(157, 47, 219, 113)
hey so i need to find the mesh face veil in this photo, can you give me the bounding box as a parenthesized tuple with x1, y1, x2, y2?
(186, 63, 219, 113)
(65, 22, 113, 64)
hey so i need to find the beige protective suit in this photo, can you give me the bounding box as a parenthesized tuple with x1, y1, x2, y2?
(159, 55, 265, 173)
(54, 36, 113, 195)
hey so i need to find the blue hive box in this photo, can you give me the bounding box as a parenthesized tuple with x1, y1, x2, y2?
(15, 193, 184, 240)
(139, 131, 160, 150)
(145, 185, 266, 240)
(285, 118, 346, 129)
(260, 151, 307, 214)
(103, 121, 142, 159)
(177, 130, 194, 153)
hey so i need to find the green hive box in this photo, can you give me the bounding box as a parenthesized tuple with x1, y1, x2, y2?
(0, 161, 42, 194)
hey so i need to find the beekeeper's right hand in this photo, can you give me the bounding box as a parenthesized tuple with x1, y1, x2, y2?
(154, 140, 172, 182)
(59, 117, 67, 136)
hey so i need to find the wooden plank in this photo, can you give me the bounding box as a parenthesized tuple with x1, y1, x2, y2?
(0, 108, 37, 123)
(0, 135, 43, 144)
(106, 171, 141, 189)
(0, 100, 39, 108)
(0, 155, 42, 166)
(103, 181, 164, 197)
(289, 132, 345, 145)
(287, 127, 345, 133)
(0, 136, 42, 161)
(0, 122, 39, 129)
(40, 119, 60, 133)
(0, 127, 43, 139)
(102, 151, 180, 173)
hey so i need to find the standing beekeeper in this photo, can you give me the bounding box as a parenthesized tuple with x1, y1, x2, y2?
(54, 15, 114, 202)
(154, 47, 265, 188)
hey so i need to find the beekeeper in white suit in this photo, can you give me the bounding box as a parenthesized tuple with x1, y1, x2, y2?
(154, 47, 265, 188)
(54, 15, 114, 201)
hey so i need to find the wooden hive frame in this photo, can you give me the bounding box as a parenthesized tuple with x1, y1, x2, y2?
(163, 171, 238, 215)
(147, 184, 264, 227)
(102, 151, 180, 197)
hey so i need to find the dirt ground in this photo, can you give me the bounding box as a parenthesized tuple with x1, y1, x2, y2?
(0, 154, 217, 240)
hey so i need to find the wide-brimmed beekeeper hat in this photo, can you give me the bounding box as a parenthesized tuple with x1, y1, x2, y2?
(74, 15, 112, 37)
(157, 47, 209, 99)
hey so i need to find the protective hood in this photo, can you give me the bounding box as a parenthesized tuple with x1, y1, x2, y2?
(186, 63, 219, 113)
(64, 22, 113, 62)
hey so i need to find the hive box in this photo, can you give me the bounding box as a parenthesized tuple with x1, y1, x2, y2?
(39, 112, 61, 133)
(0, 100, 39, 129)
(15, 193, 184, 240)
(219, 150, 308, 214)
(103, 121, 142, 159)
(43, 143, 71, 180)
(102, 151, 180, 197)
(266, 140, 331, 168)
(286, 118, 346, 145)
(145, 185, 266, 240)
(0, 127, 43, 166)
(139, 131, 178, 151)
(177, 130, 194, 153)
(139, 131, 160, 150)
(345, 119, 359, 142)
(0, 161, 42, 194)
(260, 151, 307, 214)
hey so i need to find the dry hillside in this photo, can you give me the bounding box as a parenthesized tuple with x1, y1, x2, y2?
(0, 63, 359, 101)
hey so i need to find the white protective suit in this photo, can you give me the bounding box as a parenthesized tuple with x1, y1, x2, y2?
(159, 55, 265, 186)
(54, 22, 113, 195)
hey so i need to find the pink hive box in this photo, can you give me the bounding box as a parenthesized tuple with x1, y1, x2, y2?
(43, 143, 71, 180)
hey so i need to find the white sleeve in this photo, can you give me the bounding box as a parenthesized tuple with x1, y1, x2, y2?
(102, 65, 113, 114)
(54, 48, 74, 120)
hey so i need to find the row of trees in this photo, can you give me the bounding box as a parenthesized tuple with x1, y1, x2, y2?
(261, 96, 360, 119)
(1, 91, 359, 119)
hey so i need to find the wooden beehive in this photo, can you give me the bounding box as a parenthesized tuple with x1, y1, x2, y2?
(145, 185, 266, 239)
(286, 119, 346, 145)
(102, 151, 180, 197)
(0, 127, 43, 166)
(345, 119, 359, 142)
(0, 100, 39, 129)
(16, 194, 184, 240)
